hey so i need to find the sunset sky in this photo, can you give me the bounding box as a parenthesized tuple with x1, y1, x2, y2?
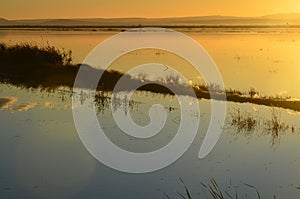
(1, 0, 300, 19)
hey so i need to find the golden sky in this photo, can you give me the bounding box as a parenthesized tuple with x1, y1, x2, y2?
(1, 0, 300, 19)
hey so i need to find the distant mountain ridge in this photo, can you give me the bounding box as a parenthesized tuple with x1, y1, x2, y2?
(262, 13, 300, 19)
(1, 13, 300, 26)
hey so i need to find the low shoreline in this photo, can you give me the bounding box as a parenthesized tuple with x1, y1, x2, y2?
(1, 25, 300, 33)
(1, 42, 300, 112)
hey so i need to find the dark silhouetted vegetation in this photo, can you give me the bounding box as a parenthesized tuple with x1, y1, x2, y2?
(164, 178, 274, 199)
(0, 43, 133, 90)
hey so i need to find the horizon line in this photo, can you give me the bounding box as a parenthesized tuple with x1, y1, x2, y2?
(2, 12, 300, 21)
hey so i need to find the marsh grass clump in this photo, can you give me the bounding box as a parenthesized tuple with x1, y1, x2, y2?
(0, 42, 77, 89)
(264, 109, 289, 135)
(0, 43, 134, 90)
(225, 88, 243, 95)
(230, 108, 258, 134)
(264, 108, 289, 146)
(0, 42, 73, 67)
(93, 91, 112, 114)
(177, 178, 192, 199)
(249, 87, 259, 98)
(136, 72, 147, 82)
(228, 107, 297, 147)
(93, 91, 138, 115)
(165, 74, 181, 85)
(167, 178, 267, 199)
(205, 179, 225, 199)
(195, 83, 225, 93)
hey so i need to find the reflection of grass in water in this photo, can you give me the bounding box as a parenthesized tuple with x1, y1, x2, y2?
(264, 109, 289, 135)
(229, 108, 297, 147)
(165, 178, 268, 199)
(81, 91, 299, 147)
(1, 43, 300, 112)
(263, 108, 289, 147)
(93, 91, 138, 115)
(229, 108, 258, 135)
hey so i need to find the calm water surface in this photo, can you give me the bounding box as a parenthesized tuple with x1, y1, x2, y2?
(1, 84, 300, 198)
(1, 29, 300, 198)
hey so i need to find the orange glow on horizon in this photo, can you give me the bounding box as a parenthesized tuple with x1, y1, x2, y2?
(1, 0, 300, 20)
